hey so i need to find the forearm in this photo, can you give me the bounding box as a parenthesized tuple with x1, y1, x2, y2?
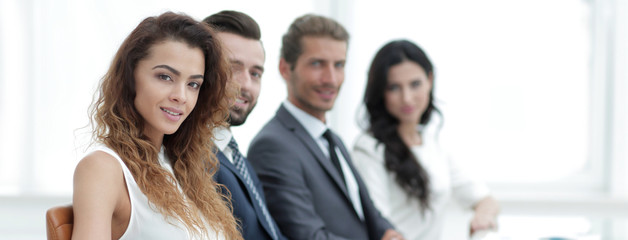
(469, 196, 500, 234)
(473, 196, 500, 218)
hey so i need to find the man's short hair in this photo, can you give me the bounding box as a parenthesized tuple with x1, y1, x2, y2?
(281, 14, 349, 68)
(203, 10, 261, 40)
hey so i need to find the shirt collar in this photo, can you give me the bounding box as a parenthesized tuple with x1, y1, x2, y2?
(213, 126, 232, 152)
(283, 100, 328, 139)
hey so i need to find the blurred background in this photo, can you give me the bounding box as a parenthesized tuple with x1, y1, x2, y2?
(1, 0, 627, 239)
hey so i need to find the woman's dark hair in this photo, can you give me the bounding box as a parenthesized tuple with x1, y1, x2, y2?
(363, 39, 440, 210)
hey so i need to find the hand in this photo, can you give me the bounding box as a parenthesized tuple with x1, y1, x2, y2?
(469, 196, 499, 236)
(381, 229, 405, 240)
(469, 212, 497, 235)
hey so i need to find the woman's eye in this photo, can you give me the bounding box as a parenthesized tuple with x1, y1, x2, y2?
(386, 85, 399, 91)
(411, 80, 421, 87)
(159, 74, 172, 81)
(188, 82, 201, 89)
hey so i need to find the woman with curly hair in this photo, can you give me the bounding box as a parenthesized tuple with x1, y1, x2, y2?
(71, 12, 242, 240)
(352, 40, 499, 239)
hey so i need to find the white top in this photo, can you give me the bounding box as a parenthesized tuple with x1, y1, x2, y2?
(90, 145, 225, 240)
(351, 132, 490, 240)
(283, 100, 364, 220)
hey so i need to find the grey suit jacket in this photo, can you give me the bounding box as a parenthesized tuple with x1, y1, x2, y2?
(247, 105, 393, 240)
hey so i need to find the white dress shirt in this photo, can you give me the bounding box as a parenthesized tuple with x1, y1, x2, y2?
(213, 126, 235, 164)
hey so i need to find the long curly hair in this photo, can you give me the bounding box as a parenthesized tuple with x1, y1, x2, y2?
(363, 40, 441, 211)
(89, 12, 241, 239)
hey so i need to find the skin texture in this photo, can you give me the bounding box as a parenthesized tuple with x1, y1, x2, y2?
(218, 32, 265, 127)
(384, 61, 433, 146)
(280, 36, 346, 123)
(470, 196, 500, 235)
(72, 40, 205, 240)
(133, 41, 205, 146)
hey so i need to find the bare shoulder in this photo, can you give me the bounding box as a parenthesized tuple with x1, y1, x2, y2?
(73, 150, 127, 203)
(73, 150, 126, 200)
(72, 150, 128, 239)
(74, 151, 124, 182)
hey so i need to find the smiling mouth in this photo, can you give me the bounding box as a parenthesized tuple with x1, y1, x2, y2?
(161, 108, 182, 116)
(317, 89, 336, 99)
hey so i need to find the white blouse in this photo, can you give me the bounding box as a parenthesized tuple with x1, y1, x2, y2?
(90, 145, 225, 240)
(351, 132, 489, 240)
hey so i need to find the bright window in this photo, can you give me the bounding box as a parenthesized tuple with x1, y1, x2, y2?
(337, 0, 602, 195)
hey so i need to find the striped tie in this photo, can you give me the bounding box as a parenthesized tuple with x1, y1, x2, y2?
(228, 138, 278, 240)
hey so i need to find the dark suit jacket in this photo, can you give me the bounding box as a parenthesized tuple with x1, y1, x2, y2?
(214, 150, 286, 240)
(247, 105, 393, 240)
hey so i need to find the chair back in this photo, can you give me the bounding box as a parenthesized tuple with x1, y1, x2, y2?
(46, 205, 74, 240)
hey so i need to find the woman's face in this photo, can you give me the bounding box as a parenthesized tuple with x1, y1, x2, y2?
(133, 40, 205, 143)
(384, 60, 432, 126)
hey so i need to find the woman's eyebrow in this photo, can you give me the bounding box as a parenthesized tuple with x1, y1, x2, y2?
(153, 64, 203, 79)
(153, 64, 180, 76)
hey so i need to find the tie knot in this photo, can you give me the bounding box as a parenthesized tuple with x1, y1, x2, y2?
(228, 137, 239, 151)
(322, 129, 336, 146)
(322, 129, 333, 140)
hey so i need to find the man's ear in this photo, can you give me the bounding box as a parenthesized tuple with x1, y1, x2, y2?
(279, 58, 292, 82)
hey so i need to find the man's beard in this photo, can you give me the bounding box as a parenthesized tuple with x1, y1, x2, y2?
(228, 105, 254, 126)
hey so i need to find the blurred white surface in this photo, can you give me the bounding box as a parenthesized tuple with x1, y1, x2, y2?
(0, 195, 70, 240)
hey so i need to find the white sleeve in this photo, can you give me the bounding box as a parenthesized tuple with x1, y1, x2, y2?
(351, 134, 393, 217)
(447, 151, 491, 209)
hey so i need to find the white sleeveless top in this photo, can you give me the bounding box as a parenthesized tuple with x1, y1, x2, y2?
(92, 145, 225, 240)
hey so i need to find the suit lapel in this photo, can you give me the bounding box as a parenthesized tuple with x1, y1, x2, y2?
(216, 151, 242, 183)
(216, 150, 276, 238)
(275, 106, 350, 198)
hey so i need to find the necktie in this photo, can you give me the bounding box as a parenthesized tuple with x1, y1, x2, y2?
(322, 129, 365, 220)
(228, 138, 278, 240)
(322, 130, 345, 185)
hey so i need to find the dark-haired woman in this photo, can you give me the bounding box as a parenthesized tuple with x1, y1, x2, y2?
(352, 40, 499, 240)
(71, 12, 242, 240)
